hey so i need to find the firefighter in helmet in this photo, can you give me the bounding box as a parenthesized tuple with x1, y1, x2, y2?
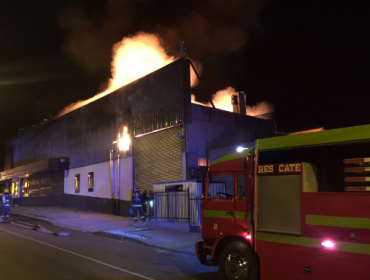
(131, 188, 146, 222)
(1, 189, 12, 220)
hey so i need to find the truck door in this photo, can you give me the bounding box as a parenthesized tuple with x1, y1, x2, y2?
(234, 173, 248, 232)
(203, 173, 235, 241)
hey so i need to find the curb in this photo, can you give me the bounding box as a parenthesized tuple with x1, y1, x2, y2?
(12, 212, 196, 256)
(92, 231, 196, 256)
(11, 213, 53, 225)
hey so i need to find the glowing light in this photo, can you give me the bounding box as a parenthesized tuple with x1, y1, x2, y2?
(149, 201, 154, 208)
(321, 240, 335, 248)
(246, 234, 252, 240)
(118, 126, 131, 151)
(237, 147, 248, 153)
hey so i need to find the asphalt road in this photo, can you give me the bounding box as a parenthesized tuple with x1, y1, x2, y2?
(0, 216, 218, 280)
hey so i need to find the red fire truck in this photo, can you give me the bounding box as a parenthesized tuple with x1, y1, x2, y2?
(196, 124, 370, 280)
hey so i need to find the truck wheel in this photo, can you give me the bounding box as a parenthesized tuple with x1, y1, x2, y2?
(218, 241, 258, 280)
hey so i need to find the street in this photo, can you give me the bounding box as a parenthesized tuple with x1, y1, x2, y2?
(0, 216, 217, 280)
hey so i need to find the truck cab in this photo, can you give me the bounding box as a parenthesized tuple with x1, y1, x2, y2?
(196, 124, 370, 280)
(196, 148, 256, 279)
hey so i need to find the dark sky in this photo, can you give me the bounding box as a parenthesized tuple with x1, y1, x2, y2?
(0, 0, 369, 170)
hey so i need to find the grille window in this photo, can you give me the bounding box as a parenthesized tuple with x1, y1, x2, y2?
(75, 174, 80, 193)
(88, 172, 94, 192)
(22, 181, 29, 197)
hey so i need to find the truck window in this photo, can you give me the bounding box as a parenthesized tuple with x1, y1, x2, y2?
(237, 174, 245, 200)
(208, 175, 233, 199)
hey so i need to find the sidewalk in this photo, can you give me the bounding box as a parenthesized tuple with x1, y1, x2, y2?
(10, 206, 200, 255)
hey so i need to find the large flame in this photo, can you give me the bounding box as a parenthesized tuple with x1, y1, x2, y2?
(108, 32, 174, 93)
(118, 126, 130, 152)
(191, 86, 274, 117)
(58, 32, 201, 117)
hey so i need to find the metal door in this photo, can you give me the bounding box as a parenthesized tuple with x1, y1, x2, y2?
(234, 173, 248, 232)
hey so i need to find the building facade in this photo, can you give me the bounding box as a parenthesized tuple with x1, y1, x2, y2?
(0, 58, 275, 215)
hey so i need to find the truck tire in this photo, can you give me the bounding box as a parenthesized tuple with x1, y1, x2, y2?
(218, 241, 258, 280)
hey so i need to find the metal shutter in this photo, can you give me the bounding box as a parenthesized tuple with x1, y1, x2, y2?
(257, 175, 301, 235)
(133, 125, 184, 191)
(51, 171, 65, 195)
(39, 175, 52, 196)
(29, 175, 40, 197)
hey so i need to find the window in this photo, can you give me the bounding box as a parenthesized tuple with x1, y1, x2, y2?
(237, 174, 245, 200)
(74, 174, 80, 193)
(11, 181, 18, 196)
(208, 174, 233, 199)
(198, 157, 209, 167)
(22, 181, 29, 197)
(16, 182, 19, 196)
(88, 172, 94, 192)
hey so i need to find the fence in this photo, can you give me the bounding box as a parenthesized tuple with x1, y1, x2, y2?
(149, 189, 202, 231)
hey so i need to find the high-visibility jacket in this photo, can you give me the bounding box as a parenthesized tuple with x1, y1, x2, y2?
(2, 194, 12, 207)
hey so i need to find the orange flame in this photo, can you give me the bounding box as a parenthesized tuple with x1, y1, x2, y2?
(118, 126, 130, 152)
(191, 86, 274, 117)
(108, 32, 174, 93)
(58, 32, 200, 117)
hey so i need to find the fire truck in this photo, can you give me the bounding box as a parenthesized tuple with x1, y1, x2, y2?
(196, 124, 370, 280)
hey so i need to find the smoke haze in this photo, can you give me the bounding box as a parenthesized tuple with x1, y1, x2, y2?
(57, 0, 268, 116)
(59, 0, 264, 71)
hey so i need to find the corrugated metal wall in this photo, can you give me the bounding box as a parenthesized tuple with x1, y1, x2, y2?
(185, 104, 276, 177)
(10, 58, 191, 170)
(133, 125, 184, 190)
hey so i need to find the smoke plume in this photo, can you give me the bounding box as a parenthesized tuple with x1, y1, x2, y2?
(59, 0, 264, 70)
(57, 0, 265, 116)
(192, 86, 274, 117)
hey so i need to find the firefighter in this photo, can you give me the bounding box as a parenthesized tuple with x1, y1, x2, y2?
(131, 188, 146, 222)
(1, 189, 12, 220)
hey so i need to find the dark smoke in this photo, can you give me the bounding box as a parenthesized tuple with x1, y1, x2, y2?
(58, 0, 264, 71)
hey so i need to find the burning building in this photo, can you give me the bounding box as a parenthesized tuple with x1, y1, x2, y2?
(0, 58, 274, 214)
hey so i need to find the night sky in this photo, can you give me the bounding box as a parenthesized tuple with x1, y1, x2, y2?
(0, 0, 369, 170)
